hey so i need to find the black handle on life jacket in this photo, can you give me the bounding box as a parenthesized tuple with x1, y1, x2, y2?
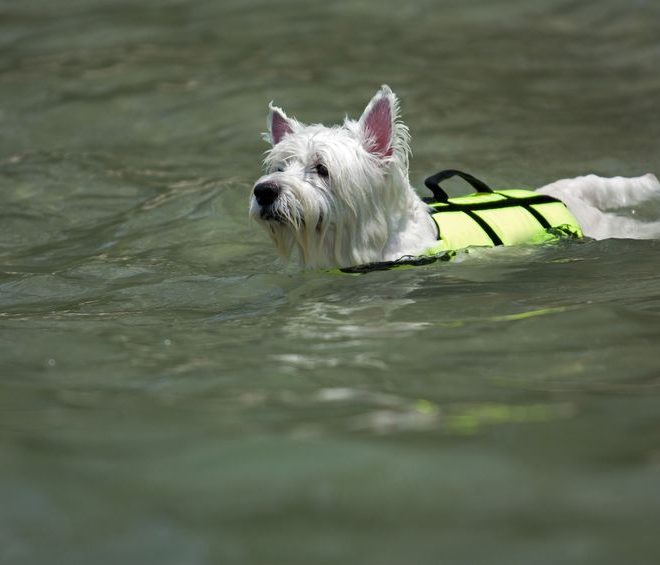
(424, 169, 494, 202)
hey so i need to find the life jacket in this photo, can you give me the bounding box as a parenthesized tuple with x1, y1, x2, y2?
(422, 169, 583, 254)
(339, 170, 583, 274)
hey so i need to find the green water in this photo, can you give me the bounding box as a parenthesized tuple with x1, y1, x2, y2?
(2, 1, 660, 563)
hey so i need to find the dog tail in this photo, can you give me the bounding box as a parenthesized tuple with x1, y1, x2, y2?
(536, 173, 660, 240)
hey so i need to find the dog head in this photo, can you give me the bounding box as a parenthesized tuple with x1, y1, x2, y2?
(249, 85, 412, 268)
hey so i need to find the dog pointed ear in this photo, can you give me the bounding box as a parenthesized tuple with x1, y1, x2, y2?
(267, 102, 294, 145)
(358, 85, 397, 158)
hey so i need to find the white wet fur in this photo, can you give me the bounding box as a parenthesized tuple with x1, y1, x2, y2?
(538, 173, 660, 240)
(250, 85, 660, 268)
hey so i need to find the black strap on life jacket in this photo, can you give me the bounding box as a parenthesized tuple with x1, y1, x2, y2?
(424, 169, 562, 246)
(424, 169, 504, 245)
(338, 252, 454, 274)
(424, 169, 494, 201)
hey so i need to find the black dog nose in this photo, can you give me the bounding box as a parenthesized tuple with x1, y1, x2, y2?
(253, 182, 280, 207)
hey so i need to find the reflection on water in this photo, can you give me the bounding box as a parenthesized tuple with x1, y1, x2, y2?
(2, 0, 660, 563)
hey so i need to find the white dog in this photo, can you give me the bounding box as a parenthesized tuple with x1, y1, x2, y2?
(250, 85, 660, 269)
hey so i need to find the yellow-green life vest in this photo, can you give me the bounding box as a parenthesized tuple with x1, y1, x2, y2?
(422, 188, 583, 256)
(337, 170, 583, 274)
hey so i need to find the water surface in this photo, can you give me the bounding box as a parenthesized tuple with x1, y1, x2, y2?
(2, 1, 660, 564)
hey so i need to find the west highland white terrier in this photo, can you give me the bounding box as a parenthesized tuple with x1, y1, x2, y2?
(250, 85, 660, 270)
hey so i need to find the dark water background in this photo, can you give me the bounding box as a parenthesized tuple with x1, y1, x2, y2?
(2, 1, 660, 564)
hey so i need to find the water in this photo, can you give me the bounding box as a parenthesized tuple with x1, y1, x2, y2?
(2, 1, 660, 563)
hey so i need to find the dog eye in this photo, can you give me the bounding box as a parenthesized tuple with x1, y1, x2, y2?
(315, 163, 329, 178)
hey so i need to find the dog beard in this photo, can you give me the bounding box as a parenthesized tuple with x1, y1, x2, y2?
(252, 180, 334, 266)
